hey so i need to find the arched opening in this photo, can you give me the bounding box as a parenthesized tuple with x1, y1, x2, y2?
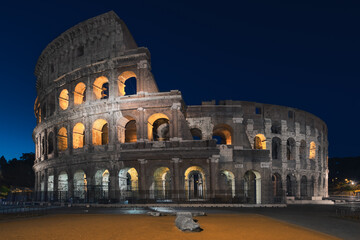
(59, 89, 69, 110)
(125, 120, 137, 143)
(300, 176, 308, 199)
(286, 138, 296, 160)
(184, 166, 206, 200)
(92, 119, 109, 145)
(272, 173, 283, 203)
(47, 132, 54, 154)
(271, 121, 281, 134)
(74, 170, 87, 200)
(212, 124, 232, 145)
(47, 175, 54, 201)
(95, 169, 109, 199)
(286, 175, 296, 197)
(190, 128, 202, 140)
(254, 134, 266, 149)
(119, 168, 138, 200)
(147, 113, 170, 141)
(244, 170, 261, 204)
(58, 171, 68, 201)
(299, 140, 307, 169)
(57, 127, 68, 151)
(74, 82, 86, 105)
(73, 123, 85, 149)
(93, 76, 109, 100)
(118, 71, 137, 96)
(151, 167, 171, 200)
(220, 170, 235, 198)
(272, 137, 281, 160)
(309, 141, 316, 159)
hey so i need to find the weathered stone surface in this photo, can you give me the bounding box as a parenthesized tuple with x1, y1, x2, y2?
(175, 212, 202, 232)
(147, 211, 161, 217)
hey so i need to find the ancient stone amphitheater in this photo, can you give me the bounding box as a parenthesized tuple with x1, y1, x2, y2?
(33, 11, 328, 204)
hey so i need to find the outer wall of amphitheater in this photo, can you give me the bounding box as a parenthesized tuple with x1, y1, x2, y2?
(33, 11, 328, 204)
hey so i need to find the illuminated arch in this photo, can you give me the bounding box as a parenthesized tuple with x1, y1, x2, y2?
(118, 168, 138, 194)
(244, 170, 261, 204)
(74, 170, 87, 200)
(58, 171, 68, 201)
(95, 169, 109, 199)
(73, 123, 85, 149)
(254, 134, 266, 149)
(57, 127, 68, 151)
(59, 89, 69, 110)
(184, 166, 206, 199)
(220, 170, 235, 198)
(212, 124, 232, 145)
(118, 71, 137, 96)
(151, 167, 171, 199)
(92, 119, 109, 145)
(147, 113, 170, 141)
(74, 82, 86, 105)
(309, 141, 316, 159)
(93, 76, 109, 100)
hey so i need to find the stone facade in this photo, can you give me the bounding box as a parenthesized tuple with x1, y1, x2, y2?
(33, 11, 328, 204)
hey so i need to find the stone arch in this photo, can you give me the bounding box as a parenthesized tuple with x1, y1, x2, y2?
(57, 127, 68, 151)
(73, 123, 85, 149)
(309, 141, 316, 159)
(254, 134, 266, 149)
(74, 82, 86, 105)
(47, 132, 54, 154)
(286, 174, 296, 197)
(118, 71, 137, 96)
(244, 170, 261, 204)
(184, 166, 206, 199)
(190, 128, 202, 140)
(59, 89, 69, 110)
(58, 171, 68, 201)
(272, 137, 281, 160)
(92, 119, 109, 145)
(300, 175, 308, 198)
(212, 124, 232, 145)
(94, 169, 110, 200)
(286, 138, 296, 160)
(119, 168, 138, 200)
(151, 167, 171, 199)
(272, 173, 283, 202)
(147, 113, 170, 141)
(299, 140, 307, 169)
(74, 170, 87, 200)
(220, 170, 235, 198)
(93, 76, 109, 100)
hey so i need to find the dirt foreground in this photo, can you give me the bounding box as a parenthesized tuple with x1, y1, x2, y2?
(0, 214, 339, 240)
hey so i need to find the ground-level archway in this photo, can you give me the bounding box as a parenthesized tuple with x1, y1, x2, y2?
(119, 168, 138, 200)
(220, 170, 235, 198)
(95, 169, 109, 200)
(74, 170, 87, 200)
(244, 170, 261, 204)
(150, 167, 171, 200)
(184, 166, 206, 200)
(58, 171, 68, 201)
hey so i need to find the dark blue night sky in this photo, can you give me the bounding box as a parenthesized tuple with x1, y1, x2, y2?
(0, 1, 359, 159)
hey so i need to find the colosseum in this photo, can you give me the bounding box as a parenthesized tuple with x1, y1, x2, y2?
(33, 11, 328, 204)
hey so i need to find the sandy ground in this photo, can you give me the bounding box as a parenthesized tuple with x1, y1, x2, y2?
(0, 214, 339, 240)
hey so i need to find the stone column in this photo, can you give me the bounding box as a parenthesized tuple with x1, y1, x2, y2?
(171, 158, 181, 200)
(170, 103, 181, 140)
(53, 171, 58, 202)
(68, 171, 74, 201)
(209, 155, 220, 199)
(138, 159, 148, 199)
(44, 170, 48, 202)
(232, 118, 245, 147)
(137, 60, 149, 93)
(295, 174, 301, 199)
(109, 168, 119, 201)
(137, 107, 145, 141)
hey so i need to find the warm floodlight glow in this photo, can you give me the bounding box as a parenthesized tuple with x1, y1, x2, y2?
(92, 119, 108, 145)
(309, 141, 316, 159)
(254, 134, 266, 149)
(59, 89, 69, 110)
(73, 123, 85, 149)
(58, 127, 68, 151)
(93, 76, 109, 99)
(74, 82, 86, 105)
(118, 71, 137, 96)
